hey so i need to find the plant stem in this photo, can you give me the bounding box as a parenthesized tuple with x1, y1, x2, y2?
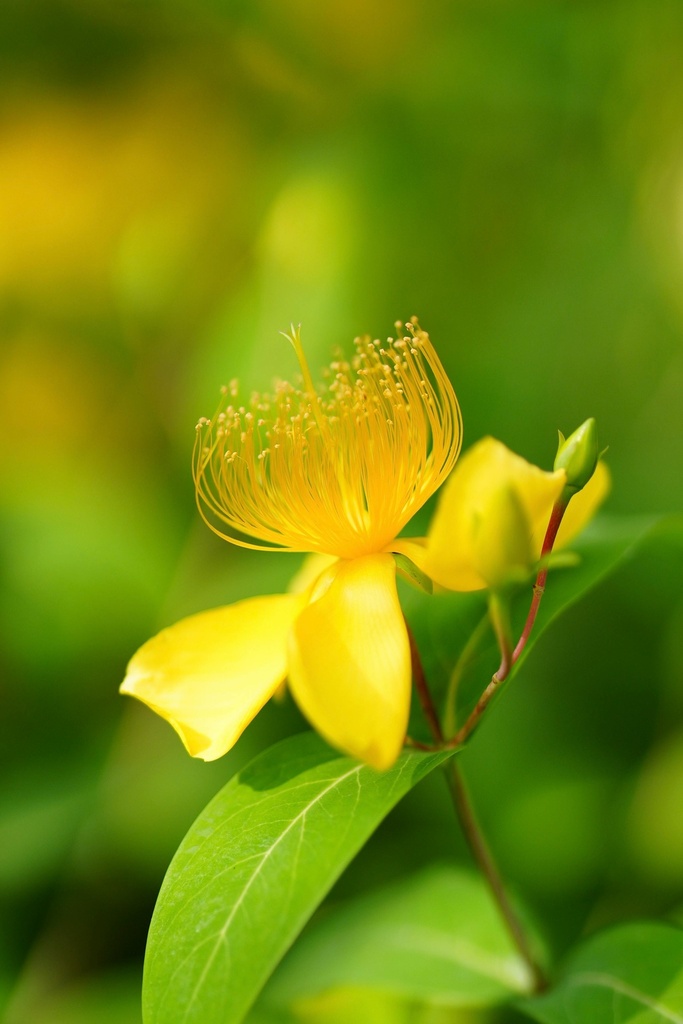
(450, 676, 500, 747)
(450, 498, 571, 748)
(513, 497, 568, 662)
(443, 613, 490, 737)
(489, 590, 514, 679)
(407, 628, 547, 993)
(406, 619, 444, 745)
(443, 760, 547, 992)
(405, 498, 575, 993)
(449, 592, 513, 747)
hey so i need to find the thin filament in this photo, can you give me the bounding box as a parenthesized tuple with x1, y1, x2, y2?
(193, 319, 462, 559)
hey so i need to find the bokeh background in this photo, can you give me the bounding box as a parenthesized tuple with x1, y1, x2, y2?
(2, 2, 683, 1022)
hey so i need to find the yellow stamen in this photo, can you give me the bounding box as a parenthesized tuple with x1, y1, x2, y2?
(193, 319, 462, 559)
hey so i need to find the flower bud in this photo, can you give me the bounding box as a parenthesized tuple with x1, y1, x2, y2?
(472, 483, 534, 591)
(554, 418, 599, 496)
(424, 437, 566, 592)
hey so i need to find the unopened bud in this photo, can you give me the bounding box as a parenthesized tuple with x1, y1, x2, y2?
(473, 483, 534, 591)
(554, 418, 599, 496)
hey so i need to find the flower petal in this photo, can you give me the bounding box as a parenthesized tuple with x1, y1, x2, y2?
(287, 552, 339, 595)
(556, 458, 611, 548)
(287, 554, 411, 770)
(120, 594, 303, 761)
(426, 437, 566, 591)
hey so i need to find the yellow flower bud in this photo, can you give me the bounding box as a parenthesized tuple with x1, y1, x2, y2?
(424, 437, 566, 592)
(420, 435, 611, 593)
(471, 483, 534, 590)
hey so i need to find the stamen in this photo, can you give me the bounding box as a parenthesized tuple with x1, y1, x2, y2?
(193, 321, 462, 558)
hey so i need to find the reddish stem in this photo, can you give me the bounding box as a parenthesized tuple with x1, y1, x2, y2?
(448, 496, 570, 749)
(406, 618, 444, 745)
(512, 497, 568, 662)
(449, 592, 512, 747)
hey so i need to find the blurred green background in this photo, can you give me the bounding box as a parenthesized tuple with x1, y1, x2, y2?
(1, 1, 683, 1022)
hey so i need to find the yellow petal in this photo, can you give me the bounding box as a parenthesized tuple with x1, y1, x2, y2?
(287, 552, 339, 595)
(270, 554, 339, 703)
(556, 458, 611, 548)
(120, 594, 303, 761)
(287, 554, 411, 770)
(426, 437, 566, 591)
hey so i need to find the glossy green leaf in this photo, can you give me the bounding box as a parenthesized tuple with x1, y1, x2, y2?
(142, 734, 452, 1024)
(264, 865, 536, 1010)
(519, 921, 683, 1023)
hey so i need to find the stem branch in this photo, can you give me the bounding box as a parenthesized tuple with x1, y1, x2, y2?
(450, 496, 571, 748)
(449, 592, 513, 747)
(513, 497, 568, 662)
(405, 494, 573, 994)
(443, 614, 490, 737)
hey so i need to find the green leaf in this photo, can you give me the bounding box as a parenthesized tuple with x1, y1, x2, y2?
(263, 865, 536, 1011)
(142, 733, 453, 1024)
(511, 514, 660, 673)
(519, 921, 683, 1023)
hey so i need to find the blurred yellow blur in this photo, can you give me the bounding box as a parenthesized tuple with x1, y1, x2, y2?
(0, 69, 247, 314)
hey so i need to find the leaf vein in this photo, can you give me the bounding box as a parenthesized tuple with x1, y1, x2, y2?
(176, 763, 365, 1024)
(565, 971, 683, 1023)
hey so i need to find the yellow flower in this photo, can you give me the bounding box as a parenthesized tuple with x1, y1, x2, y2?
(414, 436, 610, 592)
(120, 321, 461, 770)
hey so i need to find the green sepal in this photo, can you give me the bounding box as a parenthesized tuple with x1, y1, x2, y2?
(393, 552, 433, 594)
(537, 550, 581, 572)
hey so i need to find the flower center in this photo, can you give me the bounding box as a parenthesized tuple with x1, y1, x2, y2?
(193, 319, 461, 558)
